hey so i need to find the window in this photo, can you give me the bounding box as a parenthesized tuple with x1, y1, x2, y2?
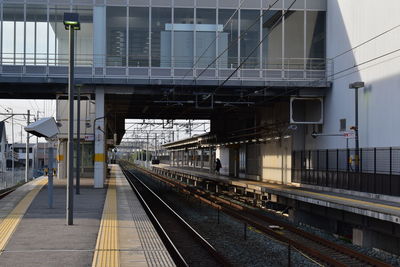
(106, 7, 127, 66)
(129, 7, 149, 67)
(306, 11, 326, 69)
(218, 9, 238, 69)
(73, 6, 93, 66)
(340, 119, 346, 132)
(284, 11, 304, 69)
(26, 5, 48, 65)
(262, 10, 282, 69)
(195, 9, 216, 68)
(49, 6, 70, 66)
(240, 10, 260, 69)
(173, 8, 194, 68)
(151, 7, 172, 67)
(2, 4, 24, 65)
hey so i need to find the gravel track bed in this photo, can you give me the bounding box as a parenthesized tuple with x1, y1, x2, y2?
(223, 193, 400, 266)
(135, 171, 320, 267)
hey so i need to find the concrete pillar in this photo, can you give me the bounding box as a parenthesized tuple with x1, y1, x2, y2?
(93, 6, 106, 68)
(94, 87, 105, 188)
(353, 228, 373, 248)
(57, 139, 67, 179)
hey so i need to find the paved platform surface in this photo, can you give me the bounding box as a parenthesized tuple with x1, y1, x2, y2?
(155, 164, 400, 224)
(0, 165, 175, 267)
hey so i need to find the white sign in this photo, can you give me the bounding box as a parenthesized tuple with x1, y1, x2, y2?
(343, 132, 355, 139)
(84, 134, 94, 141)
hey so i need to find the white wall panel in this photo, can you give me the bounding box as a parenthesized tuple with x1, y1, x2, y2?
(309, 0, 400, 149)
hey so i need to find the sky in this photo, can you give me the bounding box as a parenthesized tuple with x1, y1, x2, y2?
(0, 99, 56, 144)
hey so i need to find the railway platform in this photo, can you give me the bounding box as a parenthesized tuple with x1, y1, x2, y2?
(153, 164, 400, 225)
(0, 165, 175, 267)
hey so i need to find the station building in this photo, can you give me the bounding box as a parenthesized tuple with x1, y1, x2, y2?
(0, 0, 328, 188)
(0, 0, 400, 255)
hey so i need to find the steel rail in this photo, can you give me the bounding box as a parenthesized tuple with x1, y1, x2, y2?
(120, 168, 188, 267)
(121, 166, 233, 267)
(0, 188, 16, 200)
(127, 162, 392, 267)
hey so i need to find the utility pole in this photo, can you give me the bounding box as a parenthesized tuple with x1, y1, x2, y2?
(146, 132, 149, 167)
(11, 110, 14, 185)
(25, 110, 30, 182)
(36, 111, 39, 172)
(76, 88, 81, 194)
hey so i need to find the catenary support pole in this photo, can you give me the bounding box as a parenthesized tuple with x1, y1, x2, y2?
(25, 110, 30, 183)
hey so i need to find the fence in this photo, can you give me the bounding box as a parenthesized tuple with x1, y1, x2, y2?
(0, 169, 32, 190)
(292, 147, 400, 196)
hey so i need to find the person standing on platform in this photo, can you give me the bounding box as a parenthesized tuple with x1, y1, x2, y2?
(215, 158, 222, 174)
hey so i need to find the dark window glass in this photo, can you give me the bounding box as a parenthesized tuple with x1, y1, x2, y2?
(195, 8, 216, 68)
(218, 9, 238, 69)
(240, 10, 260, 69)
(106, 7, 127, 66)
(151, 7, 171, 67)
(173, 8, 194, 68)
(262, 10, 282, 69)
(129, 7, 149, 67)
(306, 11, 326, 69)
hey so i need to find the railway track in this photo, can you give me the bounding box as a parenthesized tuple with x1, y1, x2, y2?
(121, 167, 233, 267)
(121, 162, 392, 267)
(0, 188, 16, 200)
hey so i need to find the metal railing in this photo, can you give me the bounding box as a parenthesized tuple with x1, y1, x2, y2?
(0, 53, 332, 83)
(0, 169, 30, 190)
(292, 147, 400, 196)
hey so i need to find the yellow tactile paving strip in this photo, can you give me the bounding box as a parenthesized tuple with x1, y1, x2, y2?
(0, 178, 47, 255)
(92, 176, 119, 267)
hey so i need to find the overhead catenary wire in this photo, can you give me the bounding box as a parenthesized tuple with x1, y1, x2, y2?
(153, 0, 281, 120)
(212, 0, 297, 95)
(193, 0, 281, 84)
(332, 23, 400, 60)
(177, 0, 249, 85)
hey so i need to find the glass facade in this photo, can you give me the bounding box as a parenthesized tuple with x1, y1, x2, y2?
(240, 10, 260, 69)
(129, 7, 149, 67)
(306, 11, 326, 69)
(218, 9, 238, 68)
(284, 11, 304, 69)
(173, 8, 194, 68)
(151, 7, 171, 67)
(0, 3, 326, 74)
(262, 10, 282, 69)
(74, 6, 93, 66)
(196, 8, 216, 68)
(106, 6, 126, 66)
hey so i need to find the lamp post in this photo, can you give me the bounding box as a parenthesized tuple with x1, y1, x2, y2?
(349, 81, 365, 173)
(64, 12, 80, 225)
